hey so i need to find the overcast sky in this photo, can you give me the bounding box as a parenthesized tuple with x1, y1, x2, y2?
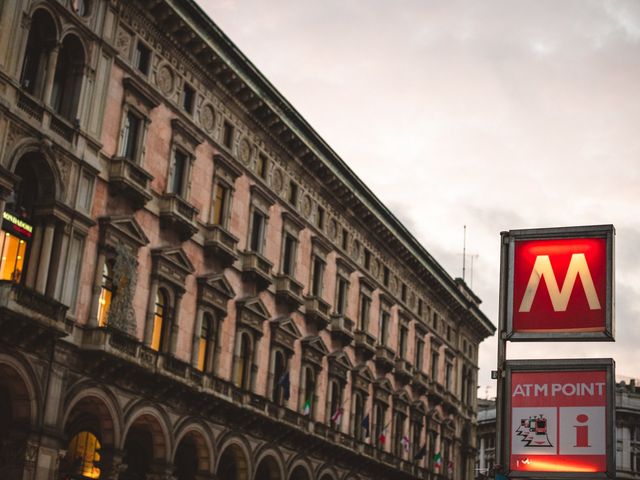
(202, 0, 640, 397)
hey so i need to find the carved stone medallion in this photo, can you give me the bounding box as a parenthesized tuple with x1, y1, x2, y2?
(200, 103, 215, 133)
(238, 138, 252, 165)
(271, 168, 284, 193)
(301, 194, 312, 218)
(328, 218, 338, 240)
(156, 64, 175, 95)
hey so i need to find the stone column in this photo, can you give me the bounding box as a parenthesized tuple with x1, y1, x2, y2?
(24, 221, 43, 289)
(42, 45, 59, 107)
(191, 309, 203, 367)
(34, 220, 55, 294)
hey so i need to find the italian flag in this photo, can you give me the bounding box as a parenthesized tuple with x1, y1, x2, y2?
(433, 452, 442, 470)
(302, 399, 311, 416)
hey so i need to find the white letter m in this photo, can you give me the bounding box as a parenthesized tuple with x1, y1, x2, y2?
(519, 253, 601, 312)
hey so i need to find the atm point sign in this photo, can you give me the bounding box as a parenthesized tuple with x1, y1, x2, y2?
(503, 225, 614, 341)
(505, 360, 615, 479)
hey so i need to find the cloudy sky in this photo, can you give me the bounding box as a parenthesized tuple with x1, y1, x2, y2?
(201, 0, 640, 397)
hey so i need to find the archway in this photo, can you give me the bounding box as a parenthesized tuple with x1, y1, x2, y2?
(174, 430, 211, 480)
(216, 444, 249, 480)
(20, 9, 57, 97)
(289, 465, 310, 480)
(254, 454, 281, 480)
(0, 361, 37, 478)
(51, 34, 85, 121)
(121, 413, 168, 480)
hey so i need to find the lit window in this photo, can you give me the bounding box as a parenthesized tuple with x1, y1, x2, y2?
(0, 231, 27, 282)
(197, 314, 213, 371)
(97, 262, 113, 327)
(151, 290, 167, 351)
(66, 431, 101, 479)
(211, 183, 229, 226)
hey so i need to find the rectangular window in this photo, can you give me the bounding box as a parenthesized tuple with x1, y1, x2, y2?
(445, 360, 453, 391)
(432, 312, 439, 331)
(383, 266, 389, 287)
(222, 121, 234, 148)
(211, 183, 229, 226)
(415, 337, 424, 371)
(341, 228, 349, 251)
(257, 153, 268, 179)
(401, 283, 407, 302)
(281, 233, 297, 275)
(0, 230, 27, 282)
(76, 173, 93, 214)
(120, 110, 142, 162)
(418, 298, 423, 317)
(288, 181, 298, 206)
(170, 150, 188, 197)
(364, 249, 371, 270)
(379, 310, 390, 346)
(249, 210, 266, 253)
(399, 325, 408, 359)
(182, 83, 195, 114)
(316, 206, 325, 230)
(311, 256, 324, 297)
(134, 41, 151, 75)
(431, 349, 440, 382)
(358, 293, 371, 331)
(335, 276, 348, 315)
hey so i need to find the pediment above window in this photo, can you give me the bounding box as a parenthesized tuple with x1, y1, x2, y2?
(301, 335, 329, 368)
(213, 153, 242, 184)
(393, 389, 411, 412)
(311, 235, 332, 259)
(171, 117, 203, 150)
(411, 400, 427, 421)
(236, 296, 270, 336)
(352, 364, 375, 393)
(336, 257, 355, 277)
(99, 215, 150, 252)
(328, 350, 353, 383)
(374, 377, 393, 404)
(123, 76, 160, 114)
(197, 273, 235, 315)
(270, 316, 301, 353)
(151, 247, 195, 290)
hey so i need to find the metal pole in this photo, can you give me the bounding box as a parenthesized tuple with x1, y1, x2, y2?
(462, 225, 467, 281)
(495, 232, 509, 474)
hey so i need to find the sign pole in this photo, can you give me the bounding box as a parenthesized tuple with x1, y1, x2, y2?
(495, 232, 509, 475)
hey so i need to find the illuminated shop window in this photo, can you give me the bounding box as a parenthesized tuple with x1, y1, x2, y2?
(97, 262, 113, 327)
(67, 431, 101, 479)
(0, 211, 33, 282)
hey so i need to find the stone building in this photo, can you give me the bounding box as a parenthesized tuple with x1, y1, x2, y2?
(0, 1, 495, 479)
(475, 381, 640, 479)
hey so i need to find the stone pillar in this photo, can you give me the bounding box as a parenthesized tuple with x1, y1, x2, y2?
(34, 221, 55, 294)
(191, 309, 203, 367)
(42, 45, 59, 107)
(147, 461, 176, 480)
(24, 222, 43, 289)
(96, 448, 126, 480)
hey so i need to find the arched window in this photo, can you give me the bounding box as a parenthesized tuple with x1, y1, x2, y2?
(353, 392, 364, 441)
(64, 431, 101, 479)
(97, 261, 113, 327)
(300, 366, 316, 417)
(51, 34, 85, 121)
(235, 332, 253, 390)
(272, 349, 287, 405)
(197, 313, 215, 372)
(328, 379, 342, 429)
(151, 289, 168, 351)
(20, 9, 57, 97)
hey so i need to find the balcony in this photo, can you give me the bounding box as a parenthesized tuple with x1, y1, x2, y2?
(109, 157, 154, 209)
(374, 345, 396, 373)
(303, 295, 331, 330)
(393, 358, 414, 385)
(159, 193, 199, 241)
(411, 370, 430, 394)
(0, 282, 69, 337)
(329, 314, 354, 346)
(354, 330, 376, 360)
(274, 274, 304, 309)
(204, 224, 239, 267)
(240, 250, 273, 291)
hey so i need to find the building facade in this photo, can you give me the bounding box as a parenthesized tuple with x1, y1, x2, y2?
(475, 381, 640, 479)
(0, 1, 495, 479)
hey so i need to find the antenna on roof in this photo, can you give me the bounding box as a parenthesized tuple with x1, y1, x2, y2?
(462, 225, 467, 281)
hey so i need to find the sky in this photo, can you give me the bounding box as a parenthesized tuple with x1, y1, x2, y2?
(201, 0, 640, 398)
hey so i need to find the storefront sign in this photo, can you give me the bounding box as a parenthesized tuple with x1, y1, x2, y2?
(504, 359, 615, 479)
(2, 210, 33, 240)
(502, 225, 614, 341)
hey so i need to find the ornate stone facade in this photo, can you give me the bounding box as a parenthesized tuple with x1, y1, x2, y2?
(0, 1, 494, 479)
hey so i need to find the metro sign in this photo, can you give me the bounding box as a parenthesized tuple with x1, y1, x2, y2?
(502, 225, 614, 341)
(504, 359, 615, 479)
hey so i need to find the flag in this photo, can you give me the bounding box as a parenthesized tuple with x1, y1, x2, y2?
(401, 434, 410, 452)
(331, 406, 343, 424)
(276, 371, 290, 400)
(433, 452, 442, 470)
(447, 460, 454, 476)
(361, 414, 370, 439)
(378, 427, 387, 445)
(302, 398, 311, 416)
(413, 444, 426, 460)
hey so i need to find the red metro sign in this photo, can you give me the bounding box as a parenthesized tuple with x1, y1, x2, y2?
(504, 359, 615, 479)
(503, 225, 614, 341)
